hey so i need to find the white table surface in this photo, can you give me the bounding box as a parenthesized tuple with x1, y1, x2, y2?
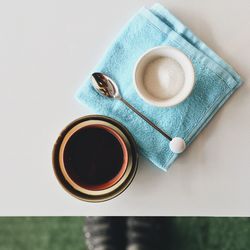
(0, 0, 250, 216)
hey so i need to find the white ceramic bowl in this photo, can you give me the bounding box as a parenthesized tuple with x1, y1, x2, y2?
(133, 46, 195, 107)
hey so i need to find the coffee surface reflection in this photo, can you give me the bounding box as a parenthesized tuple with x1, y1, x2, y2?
(63, 126, 126, 190)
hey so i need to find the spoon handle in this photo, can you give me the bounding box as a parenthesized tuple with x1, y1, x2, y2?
(120, 98, 172, 141)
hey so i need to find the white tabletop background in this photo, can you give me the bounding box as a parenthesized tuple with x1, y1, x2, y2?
(0, 0, 249, 216)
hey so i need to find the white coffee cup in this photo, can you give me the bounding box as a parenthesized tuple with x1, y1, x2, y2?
(133, 46, 195, 107)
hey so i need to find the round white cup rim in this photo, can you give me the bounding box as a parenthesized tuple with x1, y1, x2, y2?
(133, 46, 195, 107)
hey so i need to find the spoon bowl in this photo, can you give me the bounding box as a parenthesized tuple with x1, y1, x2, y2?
(92, 73, 120, 99)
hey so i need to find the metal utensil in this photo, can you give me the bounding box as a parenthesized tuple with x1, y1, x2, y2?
(91, 72, 186, 153)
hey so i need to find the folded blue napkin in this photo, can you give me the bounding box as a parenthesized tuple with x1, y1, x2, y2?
(76, 3, 242, 171)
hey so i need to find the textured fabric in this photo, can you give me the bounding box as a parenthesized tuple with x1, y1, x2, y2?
(76, 3, 242, 171)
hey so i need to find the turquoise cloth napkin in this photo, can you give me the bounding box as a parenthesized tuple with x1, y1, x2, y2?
(76, 3, 242, 171)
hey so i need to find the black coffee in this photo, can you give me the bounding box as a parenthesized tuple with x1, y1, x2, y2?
(63, 126, 124, 188)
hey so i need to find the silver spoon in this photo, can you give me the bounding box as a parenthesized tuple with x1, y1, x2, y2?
(91, 72, 186, 153)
